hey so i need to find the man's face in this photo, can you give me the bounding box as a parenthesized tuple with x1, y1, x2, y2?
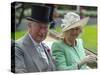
(28, 21, 48, 43)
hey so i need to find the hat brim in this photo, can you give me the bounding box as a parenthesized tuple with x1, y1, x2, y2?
(62, 17, 89, 32)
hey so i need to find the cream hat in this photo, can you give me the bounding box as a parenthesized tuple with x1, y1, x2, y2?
(61, 12, 89, 32)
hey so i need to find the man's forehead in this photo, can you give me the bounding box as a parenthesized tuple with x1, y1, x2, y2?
(32, 21, 48, 27)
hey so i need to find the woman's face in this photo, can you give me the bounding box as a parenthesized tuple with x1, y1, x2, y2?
(69, 26, 82, 38)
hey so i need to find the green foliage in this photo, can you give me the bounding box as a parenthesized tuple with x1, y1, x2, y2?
(12, 31, 26, 40)
(81, 25, 97, 53)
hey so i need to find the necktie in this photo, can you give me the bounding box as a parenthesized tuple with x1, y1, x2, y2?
(37, 45, 49, 64)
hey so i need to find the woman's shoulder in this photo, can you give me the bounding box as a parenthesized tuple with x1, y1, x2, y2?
(51, 40, 66, 52)
(52, 40, 64, 49)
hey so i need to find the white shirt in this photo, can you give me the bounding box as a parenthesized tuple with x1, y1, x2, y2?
(28, 33, 49, 64)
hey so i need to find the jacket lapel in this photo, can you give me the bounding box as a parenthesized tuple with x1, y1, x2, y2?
(22, 34, 49, 71)
(41, 43, 56, 71)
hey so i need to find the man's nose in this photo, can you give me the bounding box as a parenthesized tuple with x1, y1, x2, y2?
(40, 28, 47, 34)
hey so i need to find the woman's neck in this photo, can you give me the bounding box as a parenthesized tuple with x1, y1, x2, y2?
(64, 37, 76, 47)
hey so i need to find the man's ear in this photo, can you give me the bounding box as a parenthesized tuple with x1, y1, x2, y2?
(28, 22, 32, 28)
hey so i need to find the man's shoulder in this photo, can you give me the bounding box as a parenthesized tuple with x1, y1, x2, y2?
(15, 34, 28, 45)
(15, 36, 25, 49)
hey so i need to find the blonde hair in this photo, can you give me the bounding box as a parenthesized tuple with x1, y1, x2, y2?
(59, 30, 70, 40)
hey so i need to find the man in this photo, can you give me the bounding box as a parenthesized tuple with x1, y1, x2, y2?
(15, 5, 55, 73)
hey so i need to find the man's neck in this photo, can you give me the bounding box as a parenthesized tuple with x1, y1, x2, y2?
(28, 33, 40, 45)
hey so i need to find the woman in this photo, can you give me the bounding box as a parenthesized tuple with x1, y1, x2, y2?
(52, 12, 97, 70)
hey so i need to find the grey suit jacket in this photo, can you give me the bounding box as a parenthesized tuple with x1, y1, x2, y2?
(15, 34, 56, 73)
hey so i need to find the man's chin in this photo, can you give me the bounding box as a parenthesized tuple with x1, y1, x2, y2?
(37, 38, 45, 43)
